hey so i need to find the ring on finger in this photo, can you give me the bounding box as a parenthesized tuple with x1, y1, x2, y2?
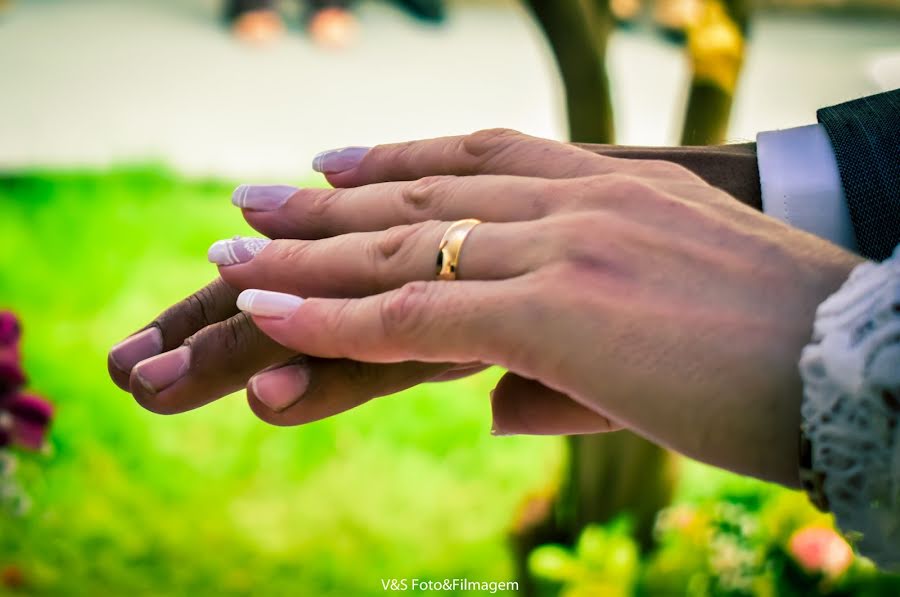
(436, 218, 481, 281)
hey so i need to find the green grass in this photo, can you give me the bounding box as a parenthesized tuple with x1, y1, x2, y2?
(0, 168, 562, 595)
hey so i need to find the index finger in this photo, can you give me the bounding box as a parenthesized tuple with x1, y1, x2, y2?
(317, 128, 613, 187)
(107, 278, 239, 390)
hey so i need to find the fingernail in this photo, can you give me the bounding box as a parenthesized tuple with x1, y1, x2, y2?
(232, 184, 298, 211)
(312, 146, 370, 173)
(207, 236, 271, 266)
(132, 346, 190, 394)
(237, 289, 304, 319)
(109, 328, 163, 372)
(250, 362, 310, 412)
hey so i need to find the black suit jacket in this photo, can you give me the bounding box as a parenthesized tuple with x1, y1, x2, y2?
(817, 88, 900, 262)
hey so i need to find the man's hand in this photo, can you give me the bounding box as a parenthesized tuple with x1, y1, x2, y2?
(229, 130, 860, 485)
(109, 130, 766, 436)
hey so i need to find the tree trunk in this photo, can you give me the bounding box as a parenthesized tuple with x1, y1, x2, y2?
(680, 0, 751, 145)
(525, 0, 615, 144)
(512, 3, 678, 594)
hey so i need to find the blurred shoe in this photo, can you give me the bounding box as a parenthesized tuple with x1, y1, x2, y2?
(233, 9, 285, 45)
(392, 0, 445, 23)
(308, 7, 358, 49)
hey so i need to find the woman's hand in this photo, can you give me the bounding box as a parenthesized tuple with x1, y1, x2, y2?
(220, 129, 860, 486)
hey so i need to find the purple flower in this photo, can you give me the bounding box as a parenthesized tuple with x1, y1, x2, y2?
(0, 362, 24, 396)
(0, 311, 23, 395)
(0, 312, 20, 347)
(0, 312, 51, 451)
(2, 394, 53, 450)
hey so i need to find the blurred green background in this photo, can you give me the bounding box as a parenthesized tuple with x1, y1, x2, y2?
(1, 0, 899, 595)
(2, 169, 898, 594)
(0, 169, 560, 594)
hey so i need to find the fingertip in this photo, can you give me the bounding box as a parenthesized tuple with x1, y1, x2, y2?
(490, 382, 533, 437)
(128, 370, 168, 414)
(236, 289, 305, 319)
(248, 362, 310, 413)
(246, 392, 299, 427)
(108, 327, 163, 391)
(490, 374, 617, 436)
(107, 352, 132, 392)
(322, 170, 358, 188)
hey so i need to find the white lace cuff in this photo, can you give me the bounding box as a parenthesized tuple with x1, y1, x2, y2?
(799, 244, 900, 570)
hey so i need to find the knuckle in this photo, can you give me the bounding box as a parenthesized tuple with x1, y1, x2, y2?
(178, 284, 218, 332)
(546, 212, 603, 247)
(461, 128, 522, 159)
(372, 223, 421, 263)
(368, 221, 439, 285)
(220, 314, 255, 354)
(271, 239, 311, 268)
(402, 175, 455, 213)
(596, 173, 651, 195)
(186, 313, 254, 356)
(643, 159, 693, 179)
(381, 140, 418, 167)
(341, 359, 384, 388)
(576, 174, 657, 209)
(380, 281, 432, 338)
(319, 299, 367, 356)
(559, 176, 614, 208)
(306, 187, 340, 217)
(522, 178, 563, 216)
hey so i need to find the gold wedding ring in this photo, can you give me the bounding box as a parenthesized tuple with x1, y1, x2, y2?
(436, 218, 481, 281)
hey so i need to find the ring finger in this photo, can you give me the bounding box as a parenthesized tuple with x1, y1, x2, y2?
(209, 219, 548, 298)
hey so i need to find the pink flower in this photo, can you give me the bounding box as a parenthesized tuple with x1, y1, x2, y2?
(1, 394, 53, 450)
(0, 362, 25, 396)
(0, 312, 52, 451)
(788, 526, 854, 579)
(0, 312, 20, 347)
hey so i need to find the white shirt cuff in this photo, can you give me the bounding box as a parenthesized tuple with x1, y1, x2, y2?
(757, 124, 857, 252)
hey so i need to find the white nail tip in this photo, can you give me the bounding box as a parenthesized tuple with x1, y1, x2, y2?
(236, 289, 304, 318)
(207, 237, 270, 266)
(232, 184, 249, 207)
(207, 240, 234, 265)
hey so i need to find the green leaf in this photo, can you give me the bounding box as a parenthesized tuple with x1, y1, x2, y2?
(529, 545, 581, 582)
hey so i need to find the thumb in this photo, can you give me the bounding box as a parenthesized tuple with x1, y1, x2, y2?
(491, 372, 619, 436)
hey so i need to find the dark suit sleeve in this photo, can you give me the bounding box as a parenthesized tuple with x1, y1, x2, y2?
(817, 89, 900, 262)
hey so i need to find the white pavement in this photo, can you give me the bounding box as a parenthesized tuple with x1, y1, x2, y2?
(0, 0, 898, 180)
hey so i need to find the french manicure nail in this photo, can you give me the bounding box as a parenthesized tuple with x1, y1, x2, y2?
(207, 236, 271, 266)
(250, 362, 310, 412)
(109, 327, 163, 373)
(232, 184, 298, 211)
(312, 146, 370, 174)
(132, 346, 191, 394)
(237, 289, 304, 319)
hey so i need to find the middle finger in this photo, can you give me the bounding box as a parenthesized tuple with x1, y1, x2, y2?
(236, 174, 563, 241)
